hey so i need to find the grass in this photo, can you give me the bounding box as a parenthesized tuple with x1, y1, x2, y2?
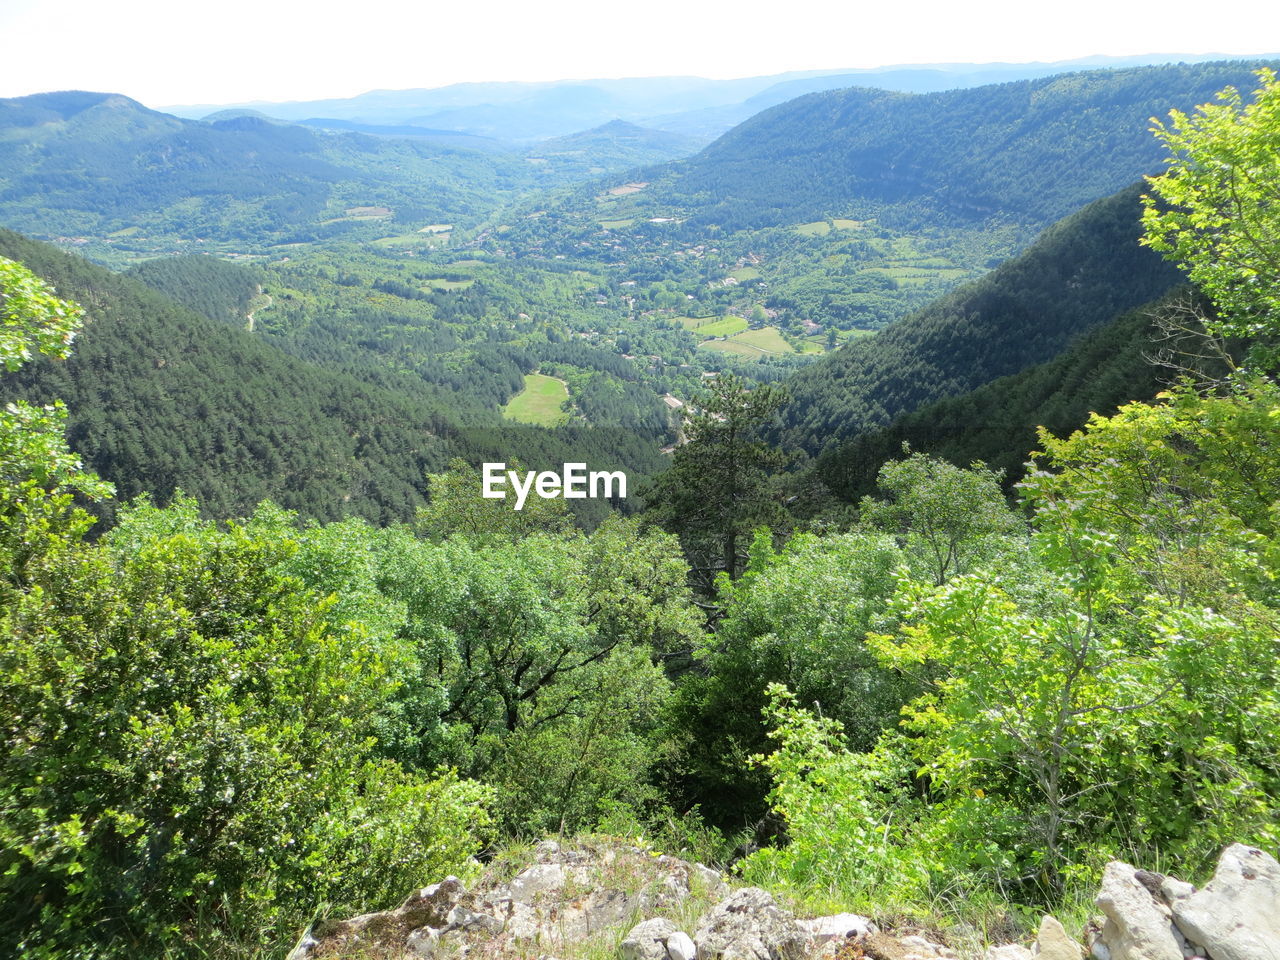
(371, 233, 442, 250)
(730, 266, 761, 281)
(502, 373, 570, 426)
(794, 221, 833, 237)
(600, 218, 635, 230)
(700, 339, 768, 357)
(794, 219, 866, 236)
(425, 278, 474, 291)
(678, 316, 749, 338)
(732, 326, 794, 354)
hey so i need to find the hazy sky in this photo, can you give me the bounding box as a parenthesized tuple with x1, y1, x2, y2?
(1, 0, 1277, 108)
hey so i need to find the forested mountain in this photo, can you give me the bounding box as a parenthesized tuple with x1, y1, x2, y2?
(0, 92, 551, 252)
(481, 62, 1275, 341)
(0, 231, 664, 524)
(622, 60, 1278, 231)
(771, 184, 1183, 454)
(125, 255, 266, 327)
(527, 121, 709, 174)
(811, 290, 1230, 502)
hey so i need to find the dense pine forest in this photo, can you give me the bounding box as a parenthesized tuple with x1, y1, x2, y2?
(1, 54, 1279, 960)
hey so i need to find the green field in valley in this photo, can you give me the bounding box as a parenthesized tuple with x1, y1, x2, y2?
(700, 325, 796, 356)
(677, 315, 749, 337)
(502, 373, 570, 426)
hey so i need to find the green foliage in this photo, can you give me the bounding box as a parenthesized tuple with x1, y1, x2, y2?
(1142, 69, 1280, 340)
(667, 529, 908, 830)
(644, 373, 787, 584)
(417, 458, 574, 544)
(125, 255, 266, 328)
(0, 264, 492, 957)
(1, 256, 84, 370)
(490, 646, 672, 835)
(740, 687, 924, 900)
(0, 257, 113, 587)
(0, 518, 494, 956)
(746, 385, 1280, 907)
(859, 452, 1026, 585)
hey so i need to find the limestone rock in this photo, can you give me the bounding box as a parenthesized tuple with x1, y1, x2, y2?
(669, 931, 698, 960)
(622, 918, 679, 960)
(505, 862, 568, 903)
(405, 926, 440, 958)
(1170, 844, 1280, 960)
(987, 946, 1035, 960)
(1159, 879, 1196, 904)
(799, 913, 875, 944)
(694, 887, 808, 960)
(898, 933, 957, 958)
(446, 902, 503, 936)
(1035, 916, 1084, 960)
(297, 876, 463, 958)
(292, 841, 727, 959)
(1095, 861, 1184, 960)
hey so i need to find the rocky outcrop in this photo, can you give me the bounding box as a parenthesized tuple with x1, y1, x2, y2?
(289, 839, 1279, 960)
(287, 840, 960, 960)
(622, 918, 682, 960)
(289, 840, 711, 958)
(1035, 917, 1084, 960)
(693, 887, 809, 960)
(1089, 844, 1280, 960)
(1095, 862, 1186, 960)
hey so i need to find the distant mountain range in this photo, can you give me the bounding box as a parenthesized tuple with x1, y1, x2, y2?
(159, 54, 1278, 142)
(625, 60, 1280, 231)
(0, 92, 704, 255)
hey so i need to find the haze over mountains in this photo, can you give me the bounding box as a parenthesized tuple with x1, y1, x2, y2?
(161, 53, 1275, 142)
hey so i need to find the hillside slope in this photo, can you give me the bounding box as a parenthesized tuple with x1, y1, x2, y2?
(811, 291, 1226, 502)
(0, 231, 661, 525)
(638, 60, 1277, 231)
(772, 184, 1183, 454)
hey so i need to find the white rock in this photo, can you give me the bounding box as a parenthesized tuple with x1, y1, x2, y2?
(505, 862, 568, 903)
(1035, 916, 1084, 960)
(622, 918, 679, 960)
(694, 887, 808, 960)
(1170, 844, 1280, 960)
(798, 913, 875, 944)
(1160, 878, 1196, 904)
(668, 931, 698, 960)
(899, 934, 957, 958)
(406, 927, 440, 958)
(986, 946, 1034, 960)
(1096, 861, 1185, 960)
(692, 862, 730, 899)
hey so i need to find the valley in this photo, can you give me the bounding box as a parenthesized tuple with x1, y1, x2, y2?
(3, 46, 1280, 960)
